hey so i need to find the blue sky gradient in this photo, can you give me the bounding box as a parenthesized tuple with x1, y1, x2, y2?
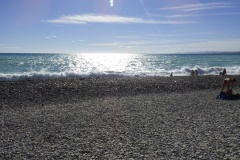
(1, 0, 240, 53)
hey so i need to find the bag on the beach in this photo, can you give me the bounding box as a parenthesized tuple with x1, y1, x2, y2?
(216, 92, 240, 100)
(216, 92, 232, 100)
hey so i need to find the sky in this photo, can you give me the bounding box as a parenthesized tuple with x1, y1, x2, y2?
(0, 0, 240, 54)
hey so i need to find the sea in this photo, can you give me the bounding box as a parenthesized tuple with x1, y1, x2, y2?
(0, 53, 240, 81)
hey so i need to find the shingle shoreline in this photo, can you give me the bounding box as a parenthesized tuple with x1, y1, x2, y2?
(1, 75, 238, 107)
(1, 75, 240, 159)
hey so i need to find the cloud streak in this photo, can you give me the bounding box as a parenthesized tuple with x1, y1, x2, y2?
(161, 2, 236, 11)
(165, 12, 240, 18)
(44, 14, 195, 24)
(90, 38, 240, 53)
(0, 44, 20, 50)
(45, 35, 57, 39)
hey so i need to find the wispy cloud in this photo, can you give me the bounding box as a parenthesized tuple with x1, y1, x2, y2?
(3, 46, 20, 49)
(161, 2, 236, 11)
(91, 42, 121, 46)
(44, 14, 195, 24)
(146, 11, 240, 19)
(118, 35, 144, 39)
(45, 35, 57, 39)
(0, 44, 20, 50)
(146, 32, 216, 37)
(88, 38, 240, 53)
(72, 40, 85, 43)
(90, 39, 194, 47)
(166, 12, 240, 18)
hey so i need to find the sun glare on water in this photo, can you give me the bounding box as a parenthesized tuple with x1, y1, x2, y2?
(73, 54, 138, 75)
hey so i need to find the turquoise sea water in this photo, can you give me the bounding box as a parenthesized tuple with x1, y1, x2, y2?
(0, 53, 240, 81)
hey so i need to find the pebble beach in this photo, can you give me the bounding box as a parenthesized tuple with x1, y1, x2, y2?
(1, 75, 240, 159)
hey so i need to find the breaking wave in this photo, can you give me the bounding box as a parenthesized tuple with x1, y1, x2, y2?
(0, 65, 239, 81)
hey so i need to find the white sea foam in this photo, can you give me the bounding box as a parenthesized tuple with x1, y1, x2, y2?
(0, 65, 239, 81)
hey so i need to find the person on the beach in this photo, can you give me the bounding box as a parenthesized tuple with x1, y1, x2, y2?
(191, 70, 194, 76)
(170, 72, 173, 77)
(219, 68, 227, 76)
(195, 70, 198, 76)
(221, 78, 236, 92)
